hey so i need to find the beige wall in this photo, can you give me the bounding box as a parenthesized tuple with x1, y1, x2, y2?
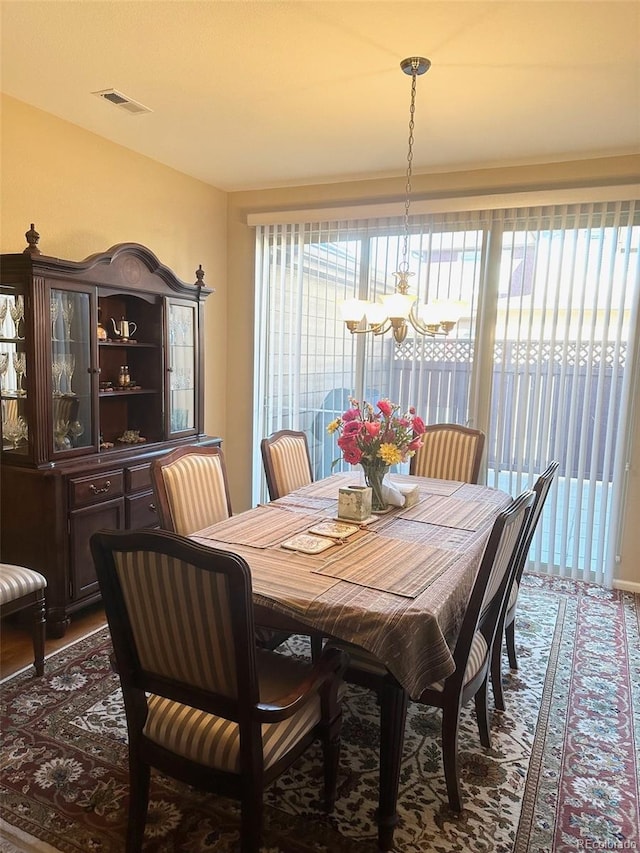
(1, 94, 228, 443)
(228, 156, 640, 587)
(2, 94, 639, 586)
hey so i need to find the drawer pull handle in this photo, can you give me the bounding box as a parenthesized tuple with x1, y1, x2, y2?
(89, 480, 111, 495)
(149, 503, 157, 513)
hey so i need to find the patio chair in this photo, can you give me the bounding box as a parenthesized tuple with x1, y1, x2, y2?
(90, 528, 348, 853)
(491, 460, 559, 710)
(410, 423, 485, 483)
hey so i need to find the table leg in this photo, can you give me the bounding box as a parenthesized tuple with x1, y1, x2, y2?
(377, 680, 409, 851)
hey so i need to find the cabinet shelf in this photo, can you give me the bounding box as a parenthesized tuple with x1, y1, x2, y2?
(99, 388, 159, 398)
(99, 341, 158, 349)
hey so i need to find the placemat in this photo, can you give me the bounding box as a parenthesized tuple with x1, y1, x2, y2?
(194, 505, 318, 548)
(399, 495, 499, 530)
(413, 478, 464, 496)
(293, 473, 349, 499)
(272, 494, 337, 514)
(379, 518, 477, 548)
(189, 538, 340, 611)
(455, 482, 513, 504)
(313, 535, 457, 598)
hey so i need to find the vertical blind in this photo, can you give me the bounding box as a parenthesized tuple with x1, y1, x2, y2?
(253, 200, 640, 585)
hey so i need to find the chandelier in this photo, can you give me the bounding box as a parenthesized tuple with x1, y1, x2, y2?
(341, 57, 463, 345)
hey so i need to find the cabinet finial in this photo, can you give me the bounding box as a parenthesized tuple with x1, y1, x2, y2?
(23, 223, 41, 255)
(194, 264, 206, 301)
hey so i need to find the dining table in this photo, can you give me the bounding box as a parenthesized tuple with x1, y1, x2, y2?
(190, 471, 512, 850)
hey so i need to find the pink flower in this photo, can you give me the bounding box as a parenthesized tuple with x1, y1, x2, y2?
(343, 420, 362, 437)
(377, 399, 393, 418)
(337, 435, 355, 450)
(343, 445, 363, 464)
(364, 421, 381, 438)
(412, 415, 426, 435)
(342, 408, 360, 422)
(408, 437, 423, 451)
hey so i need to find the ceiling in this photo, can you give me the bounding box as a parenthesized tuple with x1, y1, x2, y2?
(1, 1, 639, 192)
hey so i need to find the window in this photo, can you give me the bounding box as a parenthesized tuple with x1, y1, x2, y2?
(253, 200, 640, 585)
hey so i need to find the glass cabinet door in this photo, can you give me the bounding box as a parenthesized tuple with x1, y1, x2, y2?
(0, 288, 29, 454)
(50, 288, 93, 453)
(168, 300, 196, 434)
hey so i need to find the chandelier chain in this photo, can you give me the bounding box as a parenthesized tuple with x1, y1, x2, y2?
(401, 66, 418, 273)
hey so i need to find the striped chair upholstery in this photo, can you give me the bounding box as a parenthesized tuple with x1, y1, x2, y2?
(261, 430, 313, 501)
(150, 445, 232, 536)
(0, 562, 47, 676)
(90, 528, 347, 853)
(326, 489, 534, 814)
(144, 650, 327, 772)
(410, 423, 485, 483)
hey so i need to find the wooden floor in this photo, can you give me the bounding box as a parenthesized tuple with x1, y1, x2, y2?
(1, 603, 107, 680)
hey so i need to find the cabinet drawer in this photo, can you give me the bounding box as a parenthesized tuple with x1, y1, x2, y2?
(126, 463, 153, 493)
(126, 490, 158, 529)
(69, 470, 124, 508)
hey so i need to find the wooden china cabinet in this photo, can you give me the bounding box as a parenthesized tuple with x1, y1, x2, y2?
(0, 226, 220, 636)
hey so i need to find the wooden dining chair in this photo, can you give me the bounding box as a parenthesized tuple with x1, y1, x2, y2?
(260, 429, 324, 659)
(326, 489, 534, 821)
(260, 430, 313, 501)
(150, 445, 232, 535)
(491, 460, 559, 710)
(409, 423, 485, 483)
(0, 563, 47, 676)
(151, 444, 290, 652)
(90, 528, 348, 853)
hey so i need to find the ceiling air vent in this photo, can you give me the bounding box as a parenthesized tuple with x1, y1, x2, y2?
(92, 89, 152, 116)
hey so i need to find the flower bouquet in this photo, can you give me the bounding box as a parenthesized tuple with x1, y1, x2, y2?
(327, 398, 425, 511)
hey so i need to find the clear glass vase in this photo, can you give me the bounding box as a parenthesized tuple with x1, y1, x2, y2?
(362, 463, 390, 512)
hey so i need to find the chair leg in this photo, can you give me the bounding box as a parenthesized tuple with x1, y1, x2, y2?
(321, 711, 342, 812)
(441, 699, 463, 813)
(126, 758, 150, 853)
(241, 786, 263, 853)
(377, 681, 409, 851)
(474, 678, 491, 749)
(310, 634, 323, 663)
(490, 633, 505, 712)
(505, 619, 518, 670)
(32, 594, 46, 676)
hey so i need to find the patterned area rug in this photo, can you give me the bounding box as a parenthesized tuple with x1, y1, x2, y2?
(1, 577, 638, 852)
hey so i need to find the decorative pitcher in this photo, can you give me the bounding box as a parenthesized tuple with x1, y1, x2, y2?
(110, 317, 137, 339)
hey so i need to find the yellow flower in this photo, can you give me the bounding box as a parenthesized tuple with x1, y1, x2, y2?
(326, 418, 341, 434)
(378, 443, 403, 465)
